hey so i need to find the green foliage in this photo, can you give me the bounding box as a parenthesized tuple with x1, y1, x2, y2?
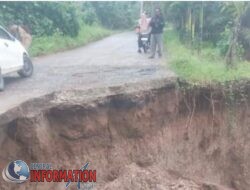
(162, 2, 250, 62)
(163, 2, 232, 44)
(0, 2, 80, 37)
(42, 3, 80, 37)
(82, 3, 98, 25)
(164, 28, 250, 85)
(0, 2, 140, 56)
(29, 24, 112, 57)
(0, 2, 139, 37)
(217, 27, 231, 56)
(87, 2, 140, 29)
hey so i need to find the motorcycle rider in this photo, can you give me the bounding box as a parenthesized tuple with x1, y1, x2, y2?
(136, 12, 151, 53)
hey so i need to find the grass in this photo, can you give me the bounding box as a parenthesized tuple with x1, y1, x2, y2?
(29, 24, 113, 57)
(164, 28, 250, 85)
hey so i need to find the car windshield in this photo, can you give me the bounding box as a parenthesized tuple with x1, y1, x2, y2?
(0, 28, 12, 40)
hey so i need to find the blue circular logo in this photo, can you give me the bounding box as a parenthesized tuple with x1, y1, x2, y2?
(2, 160, 30, 183)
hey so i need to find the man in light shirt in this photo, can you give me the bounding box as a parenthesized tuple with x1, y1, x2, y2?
(136, 12, 151, 53)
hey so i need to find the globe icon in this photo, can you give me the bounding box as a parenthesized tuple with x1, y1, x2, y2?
(2, 160, 30, 183)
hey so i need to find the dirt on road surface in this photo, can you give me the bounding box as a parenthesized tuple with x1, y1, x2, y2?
(0, 32, 175, 115)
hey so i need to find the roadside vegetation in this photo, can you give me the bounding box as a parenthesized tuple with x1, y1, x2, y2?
(154, 1, 250, 85)
(164, 29, 250, 85)
(0, 2, 139, 56)
(29, 24, 112, 56)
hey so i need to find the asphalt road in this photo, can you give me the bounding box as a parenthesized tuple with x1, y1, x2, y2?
(0, 32, 176, 114)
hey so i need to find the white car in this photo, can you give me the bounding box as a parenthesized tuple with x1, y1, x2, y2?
(0, 25, 33, 91)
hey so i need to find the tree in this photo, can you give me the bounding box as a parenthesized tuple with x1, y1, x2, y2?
(163, 2, 250, 63)
(222, 2, 250, 66)
(89, 2, 140, 29)
(0, 2, 80, 37)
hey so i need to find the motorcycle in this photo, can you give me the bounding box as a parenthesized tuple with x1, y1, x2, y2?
(140, 33, 151, 53)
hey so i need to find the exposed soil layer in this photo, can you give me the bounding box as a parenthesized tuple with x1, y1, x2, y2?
(0, 80, 249, 190)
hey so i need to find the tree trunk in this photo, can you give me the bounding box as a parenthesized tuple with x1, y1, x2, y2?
(187, 7, 192, 47)
(198, 2, 204, 54)
(225, 18, 241, 67)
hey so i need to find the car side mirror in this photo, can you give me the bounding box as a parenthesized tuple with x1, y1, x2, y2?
(10, 36, 16, 41)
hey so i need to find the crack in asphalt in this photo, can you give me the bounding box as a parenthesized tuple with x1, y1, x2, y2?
(0, 32, 176, 115)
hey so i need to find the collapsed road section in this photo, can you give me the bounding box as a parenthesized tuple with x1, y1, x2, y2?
(0, 78, 249, 190)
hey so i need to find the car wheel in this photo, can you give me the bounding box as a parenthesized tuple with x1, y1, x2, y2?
(0, 69, 4, 91)
(18, 54, 33, 77)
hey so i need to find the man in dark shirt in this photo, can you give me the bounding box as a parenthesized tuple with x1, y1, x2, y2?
(149, 8, 165, 58)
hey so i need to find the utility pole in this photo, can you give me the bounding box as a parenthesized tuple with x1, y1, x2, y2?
(140, 1, 144, 15)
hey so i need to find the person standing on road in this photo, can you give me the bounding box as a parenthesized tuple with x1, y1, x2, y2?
(149, 8, 165, 59)
(9, 25, 32, 49)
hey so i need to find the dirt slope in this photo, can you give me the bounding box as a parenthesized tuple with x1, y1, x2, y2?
(0, 80, 249, 190)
